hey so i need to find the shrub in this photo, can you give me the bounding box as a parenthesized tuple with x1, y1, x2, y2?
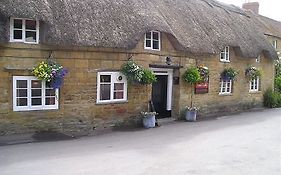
(263, 89, 281, 108)
(141, 69, 157, 84)
(183, 67, 201, 84)
(275, 76, 281, 93)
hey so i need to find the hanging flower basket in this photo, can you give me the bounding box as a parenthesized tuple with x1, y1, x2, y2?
(32, 61, 68, 89)
(121, 60, 156, 85)
(220, 67, 239, 81)
(198, 65, 209, 82)
(245, 66, 261, 80)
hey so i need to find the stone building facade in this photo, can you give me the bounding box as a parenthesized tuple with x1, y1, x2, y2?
(0, 0, 280, 136)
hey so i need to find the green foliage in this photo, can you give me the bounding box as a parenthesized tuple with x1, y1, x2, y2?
(183, 67, 201, 84)
(221, 67, 239, 80)
(141, 69, 157, 84)
(245, 66, 261, 80)
(121, 60, 156, 85)
(275, 61, 281, 77)
(275, 76, 281, 92)
(263, 88, 281, 108)
(121, 60, 143, 83)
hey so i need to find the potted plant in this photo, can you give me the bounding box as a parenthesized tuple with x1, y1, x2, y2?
(220, 67, 239, 81)
(121, 60, 156, 85)
(245, 66, 261, 80)
(182, 67, 201, 121)
(141, 111, 157, 128)
(32, 60, 68, 89)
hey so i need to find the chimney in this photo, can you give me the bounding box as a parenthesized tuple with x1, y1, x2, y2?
(242, 2, 259, 14)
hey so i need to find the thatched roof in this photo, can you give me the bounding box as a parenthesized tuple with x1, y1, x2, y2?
(0, 0, 279, 59)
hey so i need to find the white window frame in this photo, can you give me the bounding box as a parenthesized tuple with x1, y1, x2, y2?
(273, 40, 277, 50)
(219, 79, 232, 95)
(144, 31, 161, 51)
(220, 46, 230, 62)
(10, 18, 39, 44)
(249, 77, 260, 92)
(97, 72, 127, 104)
(13, 76, 59, 111)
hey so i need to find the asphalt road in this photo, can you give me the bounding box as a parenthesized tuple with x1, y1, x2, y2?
(0, 109, 280, 175)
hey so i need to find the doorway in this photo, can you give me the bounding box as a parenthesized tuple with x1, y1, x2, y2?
(151, 68, 173, 118)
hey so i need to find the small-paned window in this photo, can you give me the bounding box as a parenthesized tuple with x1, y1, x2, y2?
(10, 18, 39, 44)
(249, 77, 260, 92)
(144, 31, 161, 51)
(220, 46, 230, 62)
(13, 76, 58, 111)
(97, 72, 127, 103)
(273, 40, 277, 50)
(219, 79, 232, 94)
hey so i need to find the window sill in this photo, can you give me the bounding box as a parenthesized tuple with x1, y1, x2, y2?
(219, 93, 232, 96)
(13, 108, 59, 112)
(96, 100, 128, 105)
(9, 40, 39, 45)
(249, 91, 261, 94)
(219, 60, 230, 63)
(144, 48, 161, 52)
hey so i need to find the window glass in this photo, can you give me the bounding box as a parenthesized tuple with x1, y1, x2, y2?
(153, 41, 159, 50)
(100, 84, 111, 100)
(17, 80, 27, 88)
(13, 30, 22, 40)
(145, 32, 151, 39)
(17, 98, 27, 106)
(25, 31, 37, 42)
(153, 32, 159, 40)
(14, 19, 22, 29)
(25, 20, 36, 30)
(100, 75, 111, 83)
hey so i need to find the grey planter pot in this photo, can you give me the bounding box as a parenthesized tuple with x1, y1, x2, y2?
(143, 114, 156, 128)
(185, 110, 197, 121)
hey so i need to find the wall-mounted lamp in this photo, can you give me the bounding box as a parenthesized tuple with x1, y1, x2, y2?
(166, 56, 172, 65)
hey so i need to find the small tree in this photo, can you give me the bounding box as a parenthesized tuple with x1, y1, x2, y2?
(182, 67, 201, 109)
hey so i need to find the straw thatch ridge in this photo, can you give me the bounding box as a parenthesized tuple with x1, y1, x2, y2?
(0, 0, 279, 59)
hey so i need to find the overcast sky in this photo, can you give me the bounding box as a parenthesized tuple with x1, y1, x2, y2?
(218, 0, 281, 21)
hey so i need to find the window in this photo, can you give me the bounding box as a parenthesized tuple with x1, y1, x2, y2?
(10, 18, 39, 44)
(219, 79, 232, 94)
(97, 72, 127, 103)
(13, 76, 58, 111)
(256, 55, 261, 63)
(273, 40, 277, 50)
(220, 46, 230, 62)
(249, 77, 260, 92)
(144, 31, 161, 51)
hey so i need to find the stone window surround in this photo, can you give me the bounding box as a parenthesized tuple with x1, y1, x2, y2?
(220, 46, 230, 62)
(144, 31, 161, 51)
(13, 76, 59, 111)
(10, 17, 39, 44)
(96, 71, 128, 104)
(219, 79, 232, 95)
(249, 77, 260, 92)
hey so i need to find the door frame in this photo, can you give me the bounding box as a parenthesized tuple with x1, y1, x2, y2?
(151, 68, 173, 111)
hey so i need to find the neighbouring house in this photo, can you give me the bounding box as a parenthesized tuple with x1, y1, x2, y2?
(0, 0, 280, 136)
